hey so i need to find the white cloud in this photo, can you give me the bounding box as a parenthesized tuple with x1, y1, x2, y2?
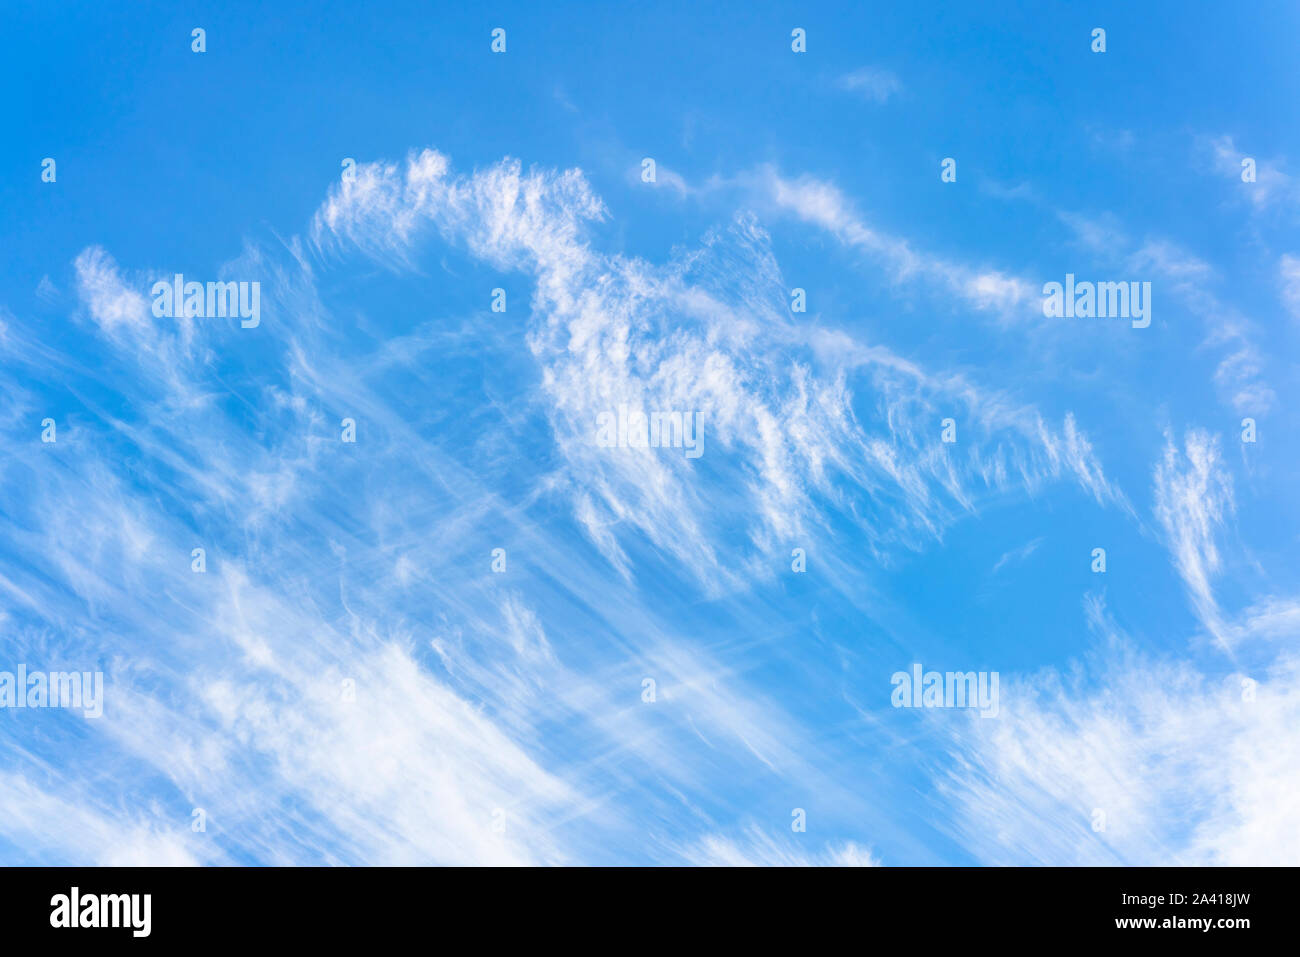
(1280, 253, 1300, 321)
(1153, 430, 1234, 646)
(74, 246, 149, 333)
(1126, 239, 1276, 414)
(940, 596, 1300, 866)
(2, 146, 1148, 866)
(0, 773, 202, 866)
(628, 159, 690, 197)
(992, 536, 1043, 575)
(1044, 209, 1278, 415)
(1208, 134, 1297, 212)
(837, 67, 901, 103)
(940, 424, 1300, 866)
(1128, 240, 1214, 290)
(311, 150, 1126, 595)
(35, 275, 59, 304)
(684, 825, 879, 866)
(754, 167, 1034, 316)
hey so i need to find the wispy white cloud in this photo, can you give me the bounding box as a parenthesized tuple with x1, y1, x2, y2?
(1280, 253, 1300, 322)
(74, 246, 150, 333)
(752, 167, 1035, 316)
(1133, 237, 1276, 413)
(312, 150, 1125, 595)
(1059, 213, 1278, 414)
(1206, 134, 1297, 212)
(992, 536, 1043, 575)
(837, 66, 901, 104)
(0, 146, 1187, 868)
(0, 773, 202, 866)
(6, 152, 919, 864)
(626, 159, 691, 198)
(940, 595, 1300, 866)
(1153, 430, 1235, 646)
(683, 825, 879, 866)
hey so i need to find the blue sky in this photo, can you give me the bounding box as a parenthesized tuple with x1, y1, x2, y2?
(1, 1, 1298, 865)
